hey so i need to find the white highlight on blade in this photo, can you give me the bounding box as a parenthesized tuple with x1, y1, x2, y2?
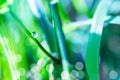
(90, 0, 112, 35)
(0, 36, 17, 80)
(27, 0, 41, 18)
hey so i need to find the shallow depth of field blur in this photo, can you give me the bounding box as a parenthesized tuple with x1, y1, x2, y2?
(0, 0, 120, 80)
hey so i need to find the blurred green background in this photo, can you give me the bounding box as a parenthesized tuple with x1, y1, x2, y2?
(0, 0, 120, 80)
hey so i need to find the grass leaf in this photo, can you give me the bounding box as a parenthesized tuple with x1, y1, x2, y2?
(49, 0, 69, 73)
(85, 0, 112, 80)
(9, 10, 60, 64)
(28, 0, 56, 53)
(0, 35, 17, 80)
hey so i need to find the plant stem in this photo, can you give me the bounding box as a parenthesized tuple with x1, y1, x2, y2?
(85, 0, 112, 80)
(0, 35, 17, 80)
(28, 0, 57, 53)
(9, 10, 61, 64)
(49, 0, 69, 73)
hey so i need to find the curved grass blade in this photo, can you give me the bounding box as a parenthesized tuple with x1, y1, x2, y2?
(0, 38, 12, 80)
(85, 0, 112, 80)
(9, 10, 60, 64)
(63, 16, 113, 34)
(0, 35, 17, 80)
(27, 0, 56, 53)
(49, 0, 69, 73)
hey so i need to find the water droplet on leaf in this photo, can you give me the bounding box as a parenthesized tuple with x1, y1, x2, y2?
(32, 32, 38, 38)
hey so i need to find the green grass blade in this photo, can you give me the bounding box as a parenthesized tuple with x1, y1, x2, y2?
(9, 10, 60, 64)
(28, 0, 56, 53)
(85, 0, 112, 80)
(49, 0, 69, 73)
(63, 16, 112, 34)
(0, 35, 17, 80)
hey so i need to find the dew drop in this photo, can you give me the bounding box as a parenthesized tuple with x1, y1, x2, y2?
(32, 32, 38, 38)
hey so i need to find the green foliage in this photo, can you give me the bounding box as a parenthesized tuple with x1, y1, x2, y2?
(0, 0, 120, 80)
